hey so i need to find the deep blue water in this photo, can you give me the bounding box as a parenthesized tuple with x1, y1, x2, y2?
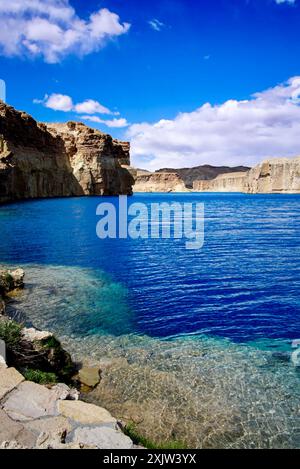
(1, 193, 300, 344)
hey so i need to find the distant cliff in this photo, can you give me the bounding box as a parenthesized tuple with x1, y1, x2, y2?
(133, 170, 188, 192)
(156, 165, 250, 188)
(0, 102, 134, 204)
(193, 157, 300, 194)
(246, 157, 300, 194)
(193, 172, 247, 192)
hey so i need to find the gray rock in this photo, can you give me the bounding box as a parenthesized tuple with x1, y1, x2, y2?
(0, 339, 6, 368)
(0, 367, 24, 400)
(57, 400, 116, 425)
(71, 426, 134, 449)
(22, 327, 53, 342)
(0, 409, 36, 448)
(3, 381, 60, 421)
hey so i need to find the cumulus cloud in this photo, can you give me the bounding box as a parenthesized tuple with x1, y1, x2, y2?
(34, 92, 128, 127)
(127, 77, 300, 171)
(41, 93, 73, 111)
(74, 99, 118, 116)
(0, 0, 130, 63)
(148, 19, 165, 31)
(80, 115, 128, 128)
(37, 93, 118, 115)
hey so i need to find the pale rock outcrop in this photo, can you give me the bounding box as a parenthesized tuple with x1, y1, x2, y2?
(57, 400, 116, 425)
(193, 172, 247, 192)
(0, 368, 134, 449)
(134, 170, 188, 193)
(246, 157, 300, 194)
(192, 157, 300, 194)
(71, 426, 134, 449)
(0, 102, 134, 204)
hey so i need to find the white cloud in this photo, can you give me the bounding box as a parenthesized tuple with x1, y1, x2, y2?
(43, 93, 73, 111)
(37, 93, 117, 115)
(80, 115, 129, 128)
(0, 0, 130, 63)
(127, 77, 300, 171)
(148, 19, 165, 31)
(74, 99, 116, 115)
(34, 92, 128, 127)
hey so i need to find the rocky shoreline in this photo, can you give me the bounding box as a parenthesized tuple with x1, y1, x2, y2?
(0, 268, 136, 449)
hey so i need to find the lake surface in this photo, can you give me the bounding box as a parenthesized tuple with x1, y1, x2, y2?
(1, 193, 300, 448)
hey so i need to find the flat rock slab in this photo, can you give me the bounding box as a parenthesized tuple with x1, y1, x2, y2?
(0, 409, 36, 448)
(3, 381, 60, 421)
(58, 400, 116, 425)
(0, 367, 24, 400)
(72, 426, 133, 449)
(78, 366, 100, 387)
(25, 415, 73, 436)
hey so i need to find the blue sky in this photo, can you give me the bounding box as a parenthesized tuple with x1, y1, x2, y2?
(1, 0, 300, 169)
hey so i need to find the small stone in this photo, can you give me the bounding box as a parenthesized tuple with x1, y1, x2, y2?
(71, 426, 134, 449)
(0, 367, 24, 400)
(50, 383, 79, 401)
(58, 400, 116, 425)
(78, 366, 100, 388)
(3, 381, 60, 421)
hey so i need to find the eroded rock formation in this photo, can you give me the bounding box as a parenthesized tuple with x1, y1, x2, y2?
(193, 172, 247, 192)
(192, 157, 300, 194)
(246, 157, 300, 194)
(133, 170, 188, 192)
(0, 102, 134, 204)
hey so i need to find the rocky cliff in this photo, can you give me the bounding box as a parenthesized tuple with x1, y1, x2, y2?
(246, 157, 300, 194)
(156, 165, 250, 188)
(192, 157, 300, 194)
(0, 102, 134, 204)
(193, 172, 247, 192)
(133, 170, 188, 192)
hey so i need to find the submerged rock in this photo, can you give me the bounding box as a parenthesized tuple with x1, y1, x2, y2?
(78, 366, 101, 388)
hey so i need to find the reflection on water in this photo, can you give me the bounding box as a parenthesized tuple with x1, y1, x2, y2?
(5, 264, 300, 449)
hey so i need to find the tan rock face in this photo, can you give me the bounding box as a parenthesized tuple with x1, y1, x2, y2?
(0, 102, 134, 204)
(193, 157, 300, 194)
(246, 157, 300, 194)
(134, 171, 188, 193)
(193, 172, 247, 192)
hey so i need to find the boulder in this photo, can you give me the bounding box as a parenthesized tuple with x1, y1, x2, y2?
(0, 409, 36, 448)
(0, 367, 24, 400)
(71, 426, 133, 449)
(3, 381, 60, 421)
(22, 327, 53, 342)
(78, 366, 101, 388)
(58, 400, 116, 425)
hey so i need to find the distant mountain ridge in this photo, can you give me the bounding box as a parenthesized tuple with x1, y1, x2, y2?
(155, 165, 250, 188)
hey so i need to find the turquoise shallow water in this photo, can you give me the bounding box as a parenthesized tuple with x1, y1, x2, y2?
(1, 193, 300, 447)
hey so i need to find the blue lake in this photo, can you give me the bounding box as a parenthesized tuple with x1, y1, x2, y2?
(1, 193, 300, 448)
(1, 193, 300, 344)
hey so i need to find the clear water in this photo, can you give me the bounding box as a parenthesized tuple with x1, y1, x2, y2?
(1, 193, 300, 448)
